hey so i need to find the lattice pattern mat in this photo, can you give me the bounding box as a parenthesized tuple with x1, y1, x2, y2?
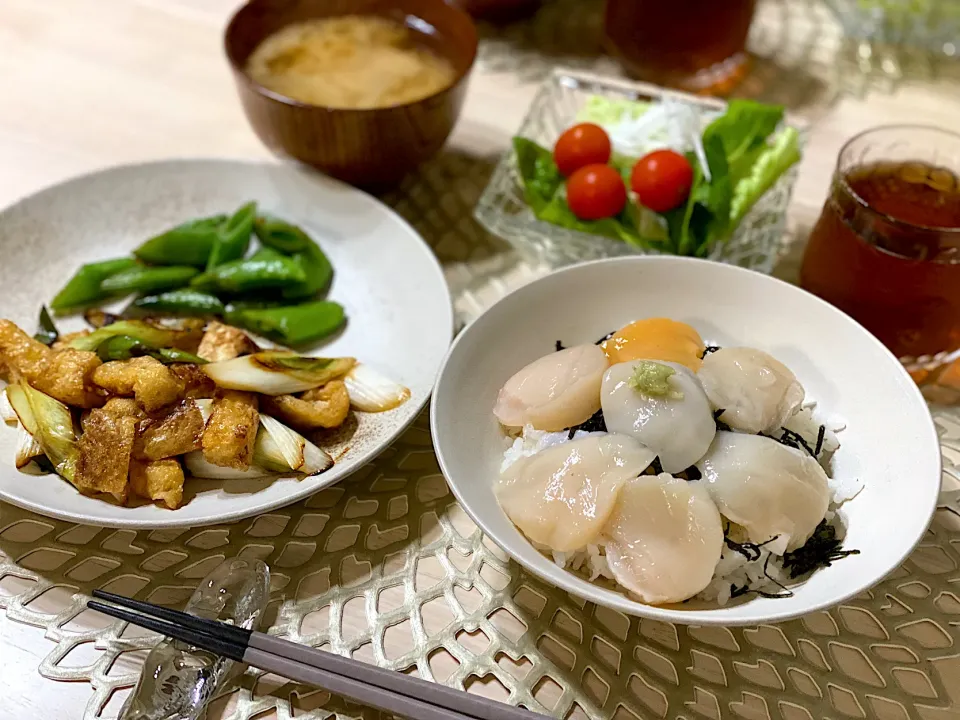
(4, 3, 960, 718)
(2, 409, 960, 720)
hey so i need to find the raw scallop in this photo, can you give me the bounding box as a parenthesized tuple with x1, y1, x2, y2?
(496, 434, 656, 552)
(493, 344, 608, 432)
(697, 431, 830, 554)
(698, 347, 804, 433)
(604, 473, 724, 604)
(601, 360, 715, 473)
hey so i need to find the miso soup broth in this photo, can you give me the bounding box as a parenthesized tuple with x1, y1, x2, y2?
(245, 15, 457, 109)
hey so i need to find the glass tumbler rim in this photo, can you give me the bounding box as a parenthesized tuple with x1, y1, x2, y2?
(834, 123, 960, 236)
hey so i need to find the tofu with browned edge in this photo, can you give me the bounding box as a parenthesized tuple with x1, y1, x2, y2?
(92, 356, 184, 412)
(129, 458, 185, 509)
(201, 390, 259, 469)
(75, 399, 139, 501)
(135, 400, 204, 460)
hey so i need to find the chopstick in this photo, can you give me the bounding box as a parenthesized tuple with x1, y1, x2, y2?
(88, 590, 545, 720)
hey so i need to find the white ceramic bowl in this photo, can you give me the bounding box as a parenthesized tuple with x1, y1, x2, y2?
(431, 256, 941, 626)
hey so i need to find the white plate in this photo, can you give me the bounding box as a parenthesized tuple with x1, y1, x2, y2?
(0, 159, 453, 528)
(431, 256, 941, 626)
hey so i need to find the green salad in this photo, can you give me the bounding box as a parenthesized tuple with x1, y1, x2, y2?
(514, 96, 802, 257)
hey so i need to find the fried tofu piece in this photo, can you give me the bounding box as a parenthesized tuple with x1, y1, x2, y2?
(170, 363, 217, 399)
(201, 390, 259, 470)
(0, 319, 52, 382)
(91, 356, 184, 412)
(129, 458, 184, 509)
(103, 397, 148, 420)
(135, 400, 204, 460)
(34, 348, 104, 408)
(75, 404, 138, 501)
(52, 330, 90, 351)
(263, 380, 350, 431)
(197, 321, 258, 362)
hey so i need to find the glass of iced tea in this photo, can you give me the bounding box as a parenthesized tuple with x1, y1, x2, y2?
(800, 125, 960, 403)
(603, 0, 757, 95)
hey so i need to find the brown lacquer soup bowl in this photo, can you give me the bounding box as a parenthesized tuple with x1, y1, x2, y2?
(225, 0, 478, 188)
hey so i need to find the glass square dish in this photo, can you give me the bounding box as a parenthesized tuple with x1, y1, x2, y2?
(474, 69, 802, 272)
(824, 0, 960, 53)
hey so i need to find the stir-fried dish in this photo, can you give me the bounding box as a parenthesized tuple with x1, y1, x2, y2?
(493, 318, 861, 606)
(0, 205, 410, 510)
(0, 315, 408, 510)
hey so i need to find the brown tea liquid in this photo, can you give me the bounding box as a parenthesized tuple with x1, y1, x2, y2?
(604, 0, 757, 94)
(801, 161, 960, 361)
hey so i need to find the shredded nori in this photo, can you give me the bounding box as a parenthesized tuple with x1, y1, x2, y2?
(782, 520, 860, 579)
(730, 554, 793, 599)
(769, 428, 815, 456)
(700, 345, 721, 359)
(565, 408, 607, 439)
(723, 523, 781, 562)
(723, 519, 860, 600)
(760, 426, 829, 458)
(713, 408, 732, 432)
(556, 332, 614, 351)
(724, 528, 794, 599)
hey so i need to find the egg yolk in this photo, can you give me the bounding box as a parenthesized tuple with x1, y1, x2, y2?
(602, 318, 705, 372)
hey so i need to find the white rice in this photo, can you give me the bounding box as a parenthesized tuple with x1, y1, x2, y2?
(500, 401, 863, 606)
(500, 425, 606, 474)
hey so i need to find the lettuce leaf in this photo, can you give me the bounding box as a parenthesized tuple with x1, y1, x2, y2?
(575, 96, 651, 126)
(703, 99, 784, 185)
(663, 136, 731, 256)
(700, 99, 800, 230)
(537, 193, 650, 247)
(730, 126, 802, 224)
(513, 137, 563, 212)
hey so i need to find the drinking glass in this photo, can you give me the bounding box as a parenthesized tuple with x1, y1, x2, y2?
(603, 0, 757, 95)
(800, 125, 960, 403)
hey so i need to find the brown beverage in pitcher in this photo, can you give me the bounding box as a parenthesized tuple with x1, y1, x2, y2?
(604, 0, 757, 94)
(800, 126, 960, 401)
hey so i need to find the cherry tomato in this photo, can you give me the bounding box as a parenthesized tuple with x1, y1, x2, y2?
(553, 123, 612, 177)
(630, 150, 694, 213)
(566, 164, 627, 220)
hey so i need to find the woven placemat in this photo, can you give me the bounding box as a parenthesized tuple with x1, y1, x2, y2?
(3, 3, 960, 718)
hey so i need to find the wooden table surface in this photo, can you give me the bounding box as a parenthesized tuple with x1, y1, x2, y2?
(1, 0, 960, 718)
